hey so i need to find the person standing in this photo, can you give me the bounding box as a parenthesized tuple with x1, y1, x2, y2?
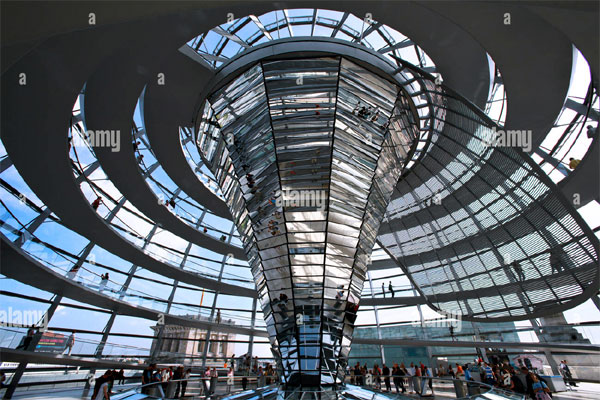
(99, 273, 109, 293)
(438, 364, 446, 377)
(531, 373, 552, 400)
(152, 367, 165, 398)
(421, 365, 433, 395)
(173, 366, 183, 398)
(413, 363, 422, 395)
(373, 364, 381, 389)
(381, 282, 386, 298)
(253, 356, 259, 374)
(241, 372, 248, 391)
(161, 367, 172, 395)
(107, 369, 115, 395)
(392, 364, 405, 393)
(483, 362, 496, 385)
(382, 364, 391, 391)
(117, 369, 124, 385)
(511, 261, 525, 281)
(210, 366, 218, 394)
(257, 366, 264, 388)
(227, 367, 234, 393)
(65, 332, 75, 356)
(354, 362, 362, 386)
(549, 249, 564, 274)
(561, 360, 577, 387)
(454, 364, 466, 398)
(407, 363, 415, 394)
(93, 370, 112, 400)
(202, 367, 211, 395)
(91, 196, 102, 211)
(181, 368, 191, 397)
(141, 363, 155, 394)
(19, 325, 36, 351)
(388, 282, 395, 298)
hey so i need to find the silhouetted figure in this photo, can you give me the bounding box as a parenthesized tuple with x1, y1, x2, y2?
(91, 196, 102, 211)
(65, 332, 75, 356)
(117, 368, 125, 385)
(182, 368, 191, 396)
(17, 325, 36, 350)
(511, 261, 525, 281)
(550, 249, 565, 274)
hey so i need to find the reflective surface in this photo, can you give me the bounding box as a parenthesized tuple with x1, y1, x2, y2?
(197, 56, 417, 387)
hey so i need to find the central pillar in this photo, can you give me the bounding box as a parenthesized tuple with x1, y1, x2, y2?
(197, 56, 418, 388)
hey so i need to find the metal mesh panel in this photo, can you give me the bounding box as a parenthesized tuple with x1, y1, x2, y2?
(379, 89, 599, 321)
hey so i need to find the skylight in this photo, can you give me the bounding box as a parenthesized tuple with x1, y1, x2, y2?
(186, 9, 437, 73)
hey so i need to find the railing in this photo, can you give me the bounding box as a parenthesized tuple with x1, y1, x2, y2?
(535, 85, 598, 183)
(103, 374, 527, 400)
(1, 327, 148, 361)
(132, 375, 272, 399)
(0, 199, 262, 329)
(343, 376, 525, 399)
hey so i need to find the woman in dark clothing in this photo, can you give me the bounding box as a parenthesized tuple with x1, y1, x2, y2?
(392, 364, 405, 393)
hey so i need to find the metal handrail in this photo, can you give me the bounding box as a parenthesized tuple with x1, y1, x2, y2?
(117, 375, 526, 400)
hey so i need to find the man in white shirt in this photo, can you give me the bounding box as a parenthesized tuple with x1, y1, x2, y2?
(408, 363, 416, 393)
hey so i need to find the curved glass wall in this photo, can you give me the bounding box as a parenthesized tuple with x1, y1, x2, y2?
(1, 4, 599, 398)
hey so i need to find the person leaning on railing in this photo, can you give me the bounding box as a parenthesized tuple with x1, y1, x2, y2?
(141, 363, 154, 394)
(531, 373, 552, 400)
(453, 363, 467, 398)
(91, 370, 112, 400)
(172, 366, 183, 398)
(392, 363, 406, 393)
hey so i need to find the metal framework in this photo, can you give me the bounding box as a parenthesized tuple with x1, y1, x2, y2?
(1, 3, 598, 397)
